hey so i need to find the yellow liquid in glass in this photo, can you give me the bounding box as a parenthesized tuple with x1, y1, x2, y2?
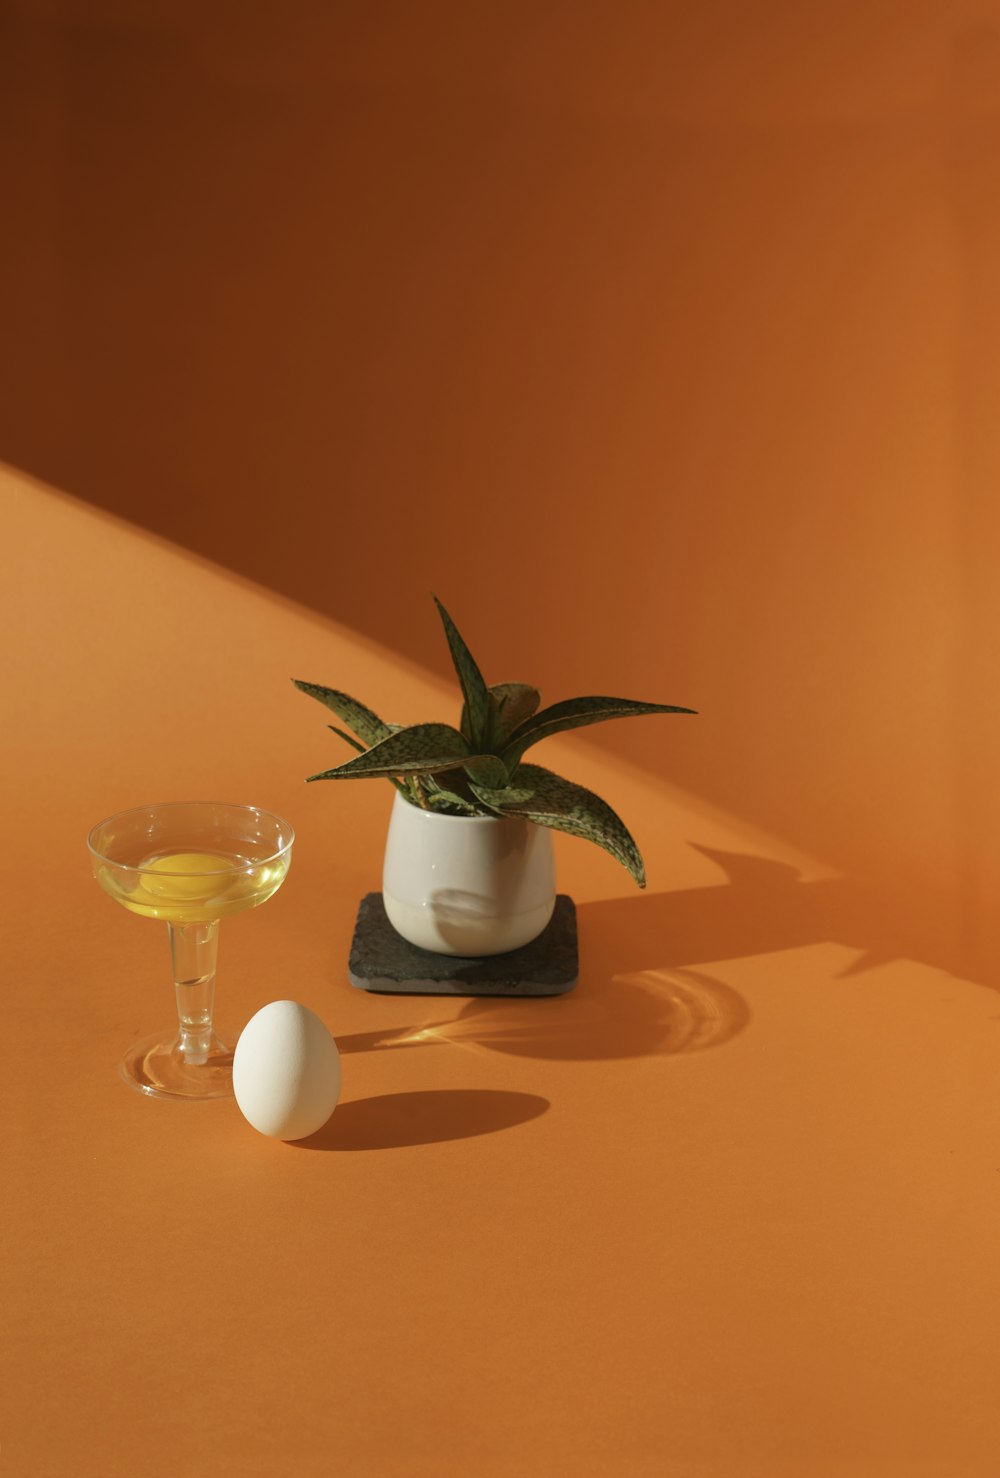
(99, 848, 288, 923)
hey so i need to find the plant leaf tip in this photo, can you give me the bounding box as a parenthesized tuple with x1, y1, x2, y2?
(294, 597, 694, 880)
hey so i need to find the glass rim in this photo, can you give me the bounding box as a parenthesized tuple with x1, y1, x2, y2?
(86, 800, 295, 876)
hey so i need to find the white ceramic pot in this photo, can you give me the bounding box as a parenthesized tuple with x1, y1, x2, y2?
(382, 791, 556, 956)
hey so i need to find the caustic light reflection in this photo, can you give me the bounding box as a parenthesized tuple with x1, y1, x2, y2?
(359, 968, 749, 1061)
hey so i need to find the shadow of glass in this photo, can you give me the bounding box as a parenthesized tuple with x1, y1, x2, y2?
(334, 841, 996, 1066)
(336, 902, 751, 1063)
(292, 1088, 549, 1151)
(406, 965, 749, 1062)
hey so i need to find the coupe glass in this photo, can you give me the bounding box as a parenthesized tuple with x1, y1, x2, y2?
(87, 801, 294, 1101)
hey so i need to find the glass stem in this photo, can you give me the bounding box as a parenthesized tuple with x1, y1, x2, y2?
(168, 920, 220, 1065)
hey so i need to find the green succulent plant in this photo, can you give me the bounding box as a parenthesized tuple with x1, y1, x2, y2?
(293, 598, 696, 887)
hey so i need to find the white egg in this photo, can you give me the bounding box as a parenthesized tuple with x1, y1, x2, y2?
(233, 1000, 341, 1140)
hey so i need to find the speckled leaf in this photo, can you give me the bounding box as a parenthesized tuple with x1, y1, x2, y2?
(461, 754, 509, 788)
(460, 682, 541, 752)
(434, 597, 490, 749)
(425, 769, 482, 809)
(469, 780, 538, 809)
(502, 695, 697, 769)
(423, 783, 481, 815)
(327, 726, 413, 798)
(306, 723, 469, 781)
(327, 724, 365, 754)
(293, 681, 394, 749)
(491, 762, 647, 887)
(488, 683, 541, 747)
(458, 700, 474, 747)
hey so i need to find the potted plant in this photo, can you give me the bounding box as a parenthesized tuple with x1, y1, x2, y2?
(294, 599, 695, 956)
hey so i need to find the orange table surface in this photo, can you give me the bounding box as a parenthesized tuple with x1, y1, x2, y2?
(4, 463, 1000, 1478)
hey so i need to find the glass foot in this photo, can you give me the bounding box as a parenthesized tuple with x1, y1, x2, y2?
(121, 1030, 234, 1101)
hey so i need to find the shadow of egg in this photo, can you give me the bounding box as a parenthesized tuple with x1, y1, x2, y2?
(291, 1087, 550, 1151)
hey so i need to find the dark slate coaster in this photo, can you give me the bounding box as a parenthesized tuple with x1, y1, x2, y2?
(348, 892, 579, 996)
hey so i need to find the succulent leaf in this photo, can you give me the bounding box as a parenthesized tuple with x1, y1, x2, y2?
(469, 780, 537, 808)
(423, 785, 481, 815)
(296, 600, 696, 886)
(327, 726, 416, 798)
(489, 762, 648, 886)
(462, 754, 509, 788)
(306, 722, 469, 781)
(460, 681, 541, 751)
(433, 597, 491, 749)
(293, 681, 394, 749)
(488, 683, 541, 746)
(426, 768, 482, 806)
(502, 695, 697, 769)
(327, 724, 365, 754)
(457, 688, 493, 744)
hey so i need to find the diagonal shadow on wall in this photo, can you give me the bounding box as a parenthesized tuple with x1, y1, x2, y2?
(3, 8, 999, 969)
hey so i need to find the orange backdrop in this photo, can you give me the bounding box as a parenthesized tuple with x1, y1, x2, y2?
(2, 0, 998, 966)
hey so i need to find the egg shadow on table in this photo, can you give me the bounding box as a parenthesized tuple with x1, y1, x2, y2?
(292, 1088, 550, 1151)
